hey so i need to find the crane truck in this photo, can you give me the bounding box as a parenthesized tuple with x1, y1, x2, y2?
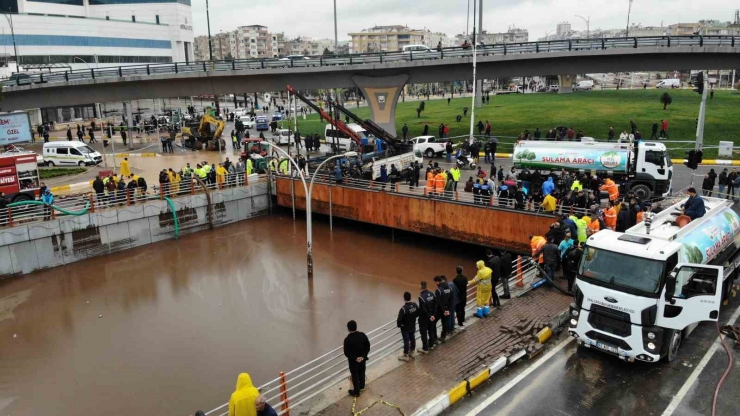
(568, 196, 740, 363)
(512, 140, 673, 200)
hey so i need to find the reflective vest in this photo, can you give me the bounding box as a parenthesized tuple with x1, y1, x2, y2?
(203, 164, 212, 173)
(450, 167, 461, 182)
(182, 166, 191, 175)
(196, 168, 207, 179)
(531, 236, 546, 264)
(434, 173, 446, 192)
(604, 207, 617, 230)
(600, 179, 619, 201)
(278, 159, 289, 174)
(246, 159, 253, 175)
(426, 171, 434, 190)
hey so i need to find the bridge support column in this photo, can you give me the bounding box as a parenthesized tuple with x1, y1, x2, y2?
(351, 74, 409, 138)
(558, 74, 576, 94)
(123, 101, 134, 151)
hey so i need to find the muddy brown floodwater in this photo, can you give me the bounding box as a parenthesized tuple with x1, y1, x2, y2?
(0, 213, 483, 415)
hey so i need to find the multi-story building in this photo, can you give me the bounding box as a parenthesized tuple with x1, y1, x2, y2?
(556, 22, 572, 39)
(348, 25, 429, 53)
(626, 25, 668, 37)
(479, 27, 528, 44)
(668, 23, 702, 36)
(0, 0, 194, 69)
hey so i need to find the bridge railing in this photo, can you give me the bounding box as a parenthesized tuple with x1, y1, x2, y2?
(2, 35, 735, 88)
(0, 175, 264, 228)
(203, 255, 542, 416)
(282, 172, 593, 218)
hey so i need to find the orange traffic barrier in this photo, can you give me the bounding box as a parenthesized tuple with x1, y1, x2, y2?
(395, 183, 399, 192)
(489, 196, 494, 206)
(7, 208, 13, 227)
(244, 173, 249, 186)
(369, 180, 374, 189)
(190, 180, 195, 194)
(455, 191, 459, 201)
(516, 255, 524, 287)
(279, 371, 290, 416)
(89, 194, 95, 213)
(159, 186, 165, 200)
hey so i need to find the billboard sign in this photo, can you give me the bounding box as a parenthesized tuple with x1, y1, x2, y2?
(0, 112, 32, 146)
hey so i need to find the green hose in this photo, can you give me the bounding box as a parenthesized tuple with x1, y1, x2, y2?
(163, 197, 179, 239)
(7, 200, 91, 216)
(9, 197, 179, 239)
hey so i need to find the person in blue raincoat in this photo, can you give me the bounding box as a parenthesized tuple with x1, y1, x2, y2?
(41, 188, 54, 220)
(542, 177, 555, 196)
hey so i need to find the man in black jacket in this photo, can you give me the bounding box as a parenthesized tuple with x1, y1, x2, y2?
(92, 176, 105, 202)
(485, 250, 502, 308)
(397, 292, 419, 361)
(533, 236, 560, 281)
(434, 276, 453, 341)
(343, 320, 370, 397)
(499, 251, 513, 299)
(452, 267, 468, 327)
(417, 281, 437, 354)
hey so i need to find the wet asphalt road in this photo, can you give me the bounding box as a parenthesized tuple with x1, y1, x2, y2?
(444, 290, 740, 416)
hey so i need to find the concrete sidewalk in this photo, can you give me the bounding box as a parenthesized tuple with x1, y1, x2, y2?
(314, 285, 572, 416)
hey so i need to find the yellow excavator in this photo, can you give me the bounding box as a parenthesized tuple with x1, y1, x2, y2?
(181, 114, 226, 151)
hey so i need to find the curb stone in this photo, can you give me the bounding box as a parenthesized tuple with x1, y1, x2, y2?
(408, 307, 570, 416)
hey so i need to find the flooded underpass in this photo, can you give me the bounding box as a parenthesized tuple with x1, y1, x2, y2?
(0, 212, 487, 415)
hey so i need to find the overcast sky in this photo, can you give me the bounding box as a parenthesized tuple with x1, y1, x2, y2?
(191, 1, 737, 41)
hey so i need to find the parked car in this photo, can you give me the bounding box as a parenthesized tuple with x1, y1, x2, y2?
(656, 79, 681, 89)
(574, 80, 594, 91)
(409, 135, 447, 158)
(272, 128, 292, 145)
(548, 85, 560, 92)
(239, 115, 256, 129)
(42, 141, 102, 167)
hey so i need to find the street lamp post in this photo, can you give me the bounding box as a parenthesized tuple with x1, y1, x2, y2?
(626, 0, 634, 37)
(265, 142, 357, 279)
(2, 9, 19, 73)
(206, 0, 214, 61)
(575, 15, 590, 39)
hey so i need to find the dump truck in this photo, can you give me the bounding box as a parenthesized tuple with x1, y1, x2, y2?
(512, 140, 673, 200)
(568, 196, 740, 363)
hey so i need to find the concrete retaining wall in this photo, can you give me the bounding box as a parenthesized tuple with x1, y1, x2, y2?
(0, 183, 269, 277)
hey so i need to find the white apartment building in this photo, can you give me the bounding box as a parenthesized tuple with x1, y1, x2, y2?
(0, 0, 194, 70)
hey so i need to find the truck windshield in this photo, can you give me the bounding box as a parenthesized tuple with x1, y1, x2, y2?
(579, 247, 665, 294)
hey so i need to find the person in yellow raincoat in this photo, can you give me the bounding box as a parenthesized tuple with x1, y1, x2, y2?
(120, 157, 131, 177)
(228, 372, 259, 416)
(470, 260, 493, 318)
(216, 163, 228, 186)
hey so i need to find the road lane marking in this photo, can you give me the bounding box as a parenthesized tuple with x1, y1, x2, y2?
(464, 337, 575, 416)
(661, 301, 740, 416)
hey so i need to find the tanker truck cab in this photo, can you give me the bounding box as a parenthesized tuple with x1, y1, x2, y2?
(630, 141, 673, 199)
(568, 196, 739, 363)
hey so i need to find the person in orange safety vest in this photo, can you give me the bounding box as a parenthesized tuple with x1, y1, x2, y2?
(600, 177, 619, 201)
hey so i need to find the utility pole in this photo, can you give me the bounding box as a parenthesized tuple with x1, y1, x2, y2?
(475, 0, 483, 108)
(468, 0, 478, 140)
(695, 71, 708, 151)
(206, 0, 213, 61)
(626, 0, 634, 37)
(3, 9, 19, 73)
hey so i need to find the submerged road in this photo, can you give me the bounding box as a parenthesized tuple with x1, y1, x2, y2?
(444, 285, 740, 416)
(0, 215, 487, 415)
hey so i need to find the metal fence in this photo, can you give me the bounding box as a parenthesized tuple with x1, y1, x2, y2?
(0, 174, 263, 228)
(282, 173, 593, 218)
(3, 35, 736, 88)
(204, 255, 541, 416)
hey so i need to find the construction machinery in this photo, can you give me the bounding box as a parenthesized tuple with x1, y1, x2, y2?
(181, 114, 226, 151)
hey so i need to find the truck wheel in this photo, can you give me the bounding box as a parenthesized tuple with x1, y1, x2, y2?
(47, 161, 55, 168)
(12, 193, 32, 203)
(664, 329, 682, 363)
(631, 184, 652, 201)
(425, 149, 435, 158)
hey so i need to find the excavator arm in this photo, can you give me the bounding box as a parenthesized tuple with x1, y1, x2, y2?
(198, 114, 225, 139)
(286, 85, 363, 152)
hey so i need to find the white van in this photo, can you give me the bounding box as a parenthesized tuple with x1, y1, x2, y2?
(324, 123, 371, 151)
(42, 141, 102, 167)
(272, 128, 292, 145)
(574, 80, 594, 91)
(656, 79, 681, 89)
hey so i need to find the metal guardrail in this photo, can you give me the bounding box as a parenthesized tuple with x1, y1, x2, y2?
(3, 35, 736, 88)
(0, 174, 262, 228)
(282, 172, 593, 218)
(204, 255, 541, 416)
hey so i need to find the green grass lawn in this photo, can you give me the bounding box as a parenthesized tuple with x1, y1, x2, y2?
(39, 167, 87, 179)
(290, 89, 740, 159)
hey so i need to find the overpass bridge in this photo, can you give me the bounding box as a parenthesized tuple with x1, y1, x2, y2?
(274, 175, 561, 254)
(3, 35, 738, 136)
